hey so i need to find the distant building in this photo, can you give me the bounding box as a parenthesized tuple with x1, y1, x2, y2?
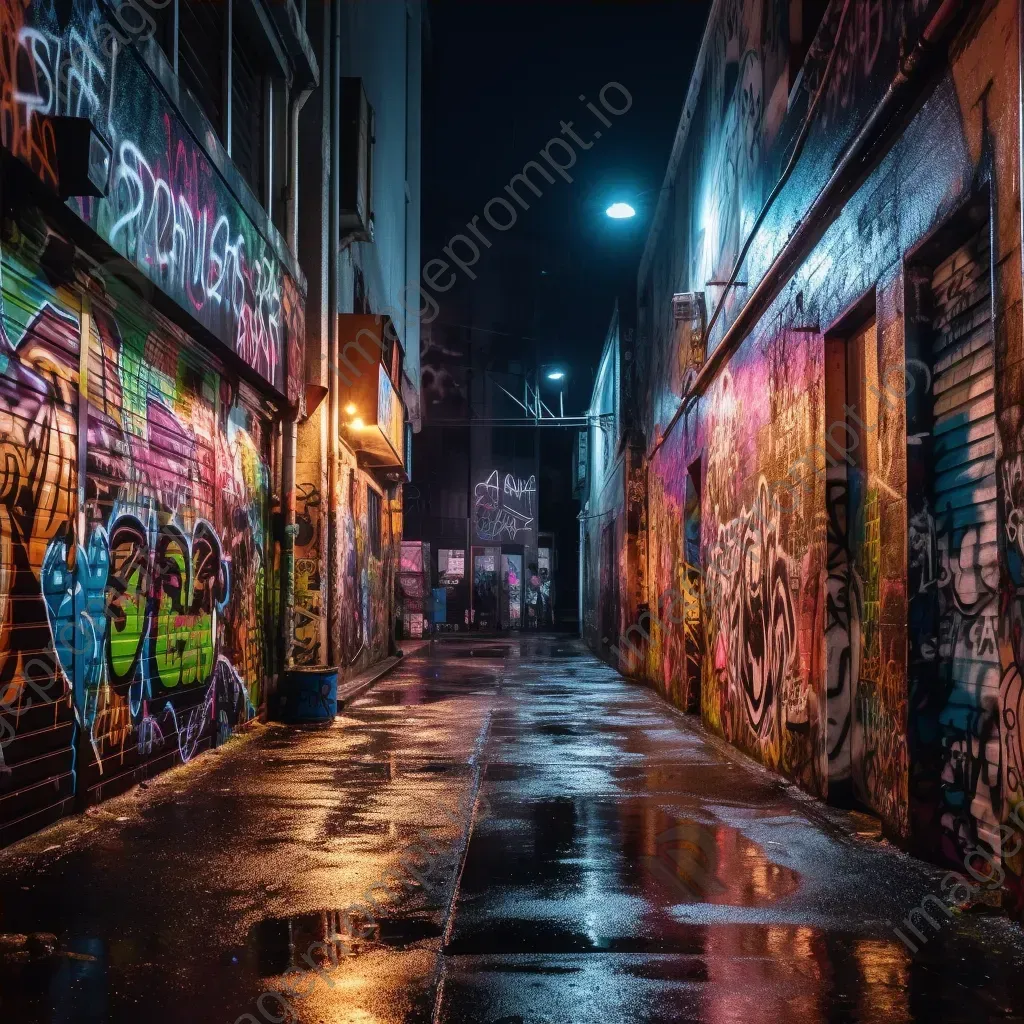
(405, 318, 549, 631)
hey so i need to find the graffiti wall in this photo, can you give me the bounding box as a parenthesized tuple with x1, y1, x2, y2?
(339, 460, 397, 673)
(0, 206, 274, 838)
(0, 0, 302, 396)
(472, 468, 537, 545)
(585, 0, 1024, 900)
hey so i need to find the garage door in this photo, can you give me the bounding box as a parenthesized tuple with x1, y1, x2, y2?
(0, 239, 81, 845)
(52, 283, 273, 803)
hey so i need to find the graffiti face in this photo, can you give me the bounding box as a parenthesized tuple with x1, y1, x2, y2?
(0, 228, 268, 804)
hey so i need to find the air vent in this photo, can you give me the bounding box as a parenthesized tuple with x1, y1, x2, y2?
(340, 79, 374, 242)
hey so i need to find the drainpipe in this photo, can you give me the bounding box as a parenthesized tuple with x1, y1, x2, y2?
(279, 85, 313, 673)
(327, 0, 341, 668)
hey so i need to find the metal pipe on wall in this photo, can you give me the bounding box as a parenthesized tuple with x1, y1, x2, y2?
(326, 0, 342, 668)
(278, 84, 313, 672)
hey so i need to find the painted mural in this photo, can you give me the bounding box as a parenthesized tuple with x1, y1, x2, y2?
(0, 208, 271, 835)
(586, 0, 1024, 909)
(340, 463, 396, 671)
(0, 0, 302, 396)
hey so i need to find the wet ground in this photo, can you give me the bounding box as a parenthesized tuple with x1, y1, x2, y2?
(2, 636, 1024, 1023)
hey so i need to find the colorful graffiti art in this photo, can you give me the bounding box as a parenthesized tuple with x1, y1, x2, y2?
(0, 217, 270, 823)
(292, 482, 323, 666)
(0, 0, 301, 394)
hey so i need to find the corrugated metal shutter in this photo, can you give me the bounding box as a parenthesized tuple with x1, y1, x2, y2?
(72, 285, 272, 802)
(219, 381, 273, 715)
(79, 291, 222, 800)
(931, 229, 997, 537)
(0, 244, 81, 845)
(930, 223, 1001, 850)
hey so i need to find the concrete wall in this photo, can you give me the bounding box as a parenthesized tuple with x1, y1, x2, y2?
(585, 0, 1024, 904)
(339, 0, 422, 416)
(293, 0, 419, 676)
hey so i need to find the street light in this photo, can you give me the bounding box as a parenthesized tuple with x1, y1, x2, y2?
(605, 202, 636, 220)
(602, 186, 673, 221)
(538, 364, 569, 418)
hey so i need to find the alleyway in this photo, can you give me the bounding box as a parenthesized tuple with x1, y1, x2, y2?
(2, 638, 1024, 1023)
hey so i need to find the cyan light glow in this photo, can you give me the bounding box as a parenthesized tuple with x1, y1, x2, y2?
(546, 370, 566, 381)
(605, 202, 636, 219)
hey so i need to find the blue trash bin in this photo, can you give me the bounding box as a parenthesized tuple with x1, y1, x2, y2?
(278, 666, 339, 722)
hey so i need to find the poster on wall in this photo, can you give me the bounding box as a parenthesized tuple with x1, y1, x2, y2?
(439, 548, 465, 578)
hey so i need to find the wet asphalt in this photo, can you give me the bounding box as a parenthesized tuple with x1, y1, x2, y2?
(2, 635, 1024, 1023)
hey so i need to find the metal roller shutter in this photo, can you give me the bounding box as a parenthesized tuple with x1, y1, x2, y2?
(929, 223, 1000, 852)
(69, 284, 273, 802)
(0, 241, 81, 845)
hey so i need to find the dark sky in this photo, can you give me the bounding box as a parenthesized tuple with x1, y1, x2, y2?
(422, 0, 712, 409)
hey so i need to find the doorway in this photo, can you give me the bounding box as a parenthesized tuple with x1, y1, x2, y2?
(907, 214, 1000, 860)
(824, 305, 879, 810)
(502, 552, 523, 628)
(471, 547, 499, 629)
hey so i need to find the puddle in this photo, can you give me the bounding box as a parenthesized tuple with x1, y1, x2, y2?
(443, 646, 510, 660)
(249, 911, 443, 975)
(632, 807, 801, 906)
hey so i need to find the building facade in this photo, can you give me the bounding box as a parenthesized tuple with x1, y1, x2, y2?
(405, 318, 546, 632)
(0, 0, 420, 844)
(293, 0, 422, 673)
(582, 0, 1024, 905)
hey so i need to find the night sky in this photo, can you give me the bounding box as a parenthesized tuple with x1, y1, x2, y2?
(423, 0, 712, 411)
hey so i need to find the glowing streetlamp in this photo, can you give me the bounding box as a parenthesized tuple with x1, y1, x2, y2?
(605, 201, 636, 219)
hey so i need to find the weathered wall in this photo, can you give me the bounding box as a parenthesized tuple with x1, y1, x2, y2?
(587, 0, 1024, 897)
(1, 0, 304, 400)
(291, 440, 399, 675)
(0, 207, 274, 841)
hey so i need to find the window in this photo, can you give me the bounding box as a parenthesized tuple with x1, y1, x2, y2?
(178, 0, 226, 139)
(173, 1, 285, 217)
(231, 31, 265, 199)
(438, 549, 465, 580)
(147, 1, 176, 66)
(367, 486, 382, 558)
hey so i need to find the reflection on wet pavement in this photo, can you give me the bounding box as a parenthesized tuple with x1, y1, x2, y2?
(0, 637, 1023, 1023)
